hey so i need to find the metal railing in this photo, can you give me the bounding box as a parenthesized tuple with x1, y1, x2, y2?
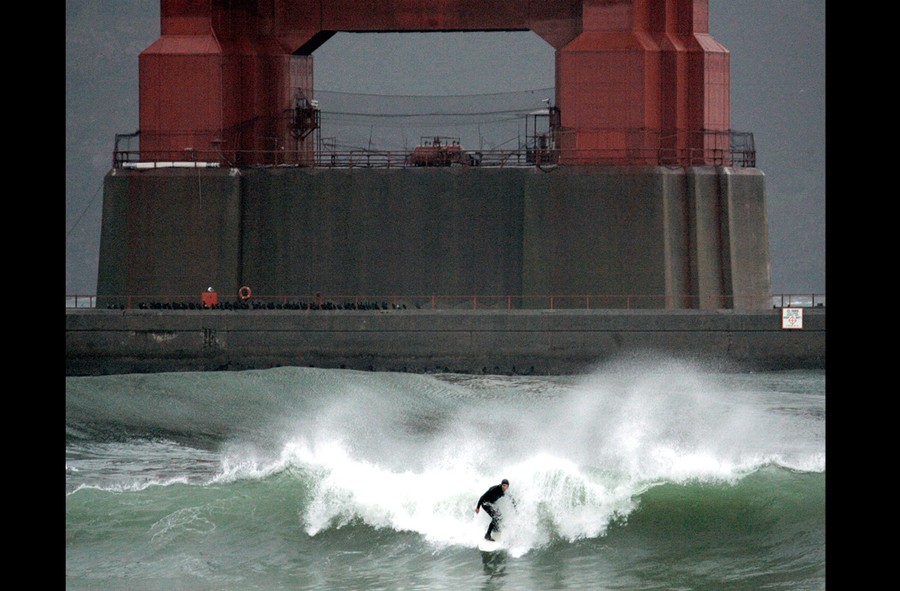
(112, 130, 756, 170)
(113, 146, 754, 170)
(66, 293, 824, 311)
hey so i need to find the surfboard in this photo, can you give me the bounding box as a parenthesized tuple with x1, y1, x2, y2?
(478, 533, 502, 552)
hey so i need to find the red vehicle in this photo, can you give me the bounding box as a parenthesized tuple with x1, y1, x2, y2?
(409, 136, 464, 167)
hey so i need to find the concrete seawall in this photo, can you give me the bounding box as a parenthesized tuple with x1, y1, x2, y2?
(66, 308, 825, 376)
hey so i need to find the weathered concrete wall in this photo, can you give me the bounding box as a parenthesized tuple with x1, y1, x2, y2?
(97, 165, 770, 309)
(239, 167, 526, 296)
(720, 167, 772, 306)
(524, 166, 676, 304)
(99, 168, 244, 299)
(66, 308, 825, 377)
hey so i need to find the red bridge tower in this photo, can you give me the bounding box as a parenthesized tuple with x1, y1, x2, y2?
(139, 0, 730, 167)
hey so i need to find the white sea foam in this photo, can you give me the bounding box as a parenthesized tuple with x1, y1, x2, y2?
(229, 359, 826, 557)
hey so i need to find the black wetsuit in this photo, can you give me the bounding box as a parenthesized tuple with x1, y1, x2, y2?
(476, 484, 511, 540)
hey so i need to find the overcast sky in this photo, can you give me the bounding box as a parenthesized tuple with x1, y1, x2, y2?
(65, 1, 825, 296)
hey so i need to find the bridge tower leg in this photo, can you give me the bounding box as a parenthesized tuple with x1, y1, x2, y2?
(554, 0, 729, 165)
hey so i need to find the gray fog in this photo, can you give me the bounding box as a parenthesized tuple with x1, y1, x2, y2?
(65, 1, 824, 297)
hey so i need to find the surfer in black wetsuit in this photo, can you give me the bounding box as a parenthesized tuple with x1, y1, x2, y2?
(475, 478, 516, 540)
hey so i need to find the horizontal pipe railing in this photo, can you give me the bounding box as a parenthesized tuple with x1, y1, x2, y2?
(113, 130, 756, 169)
(114, 147, 755, 170)
(66, 293, 825, 310)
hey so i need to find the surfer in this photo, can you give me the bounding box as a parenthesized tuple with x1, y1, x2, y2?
(475, 478, 516, 540)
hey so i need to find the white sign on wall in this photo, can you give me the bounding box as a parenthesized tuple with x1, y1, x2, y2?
(781, 308, 803, 329)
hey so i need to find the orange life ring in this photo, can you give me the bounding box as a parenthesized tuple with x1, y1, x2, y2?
(238, 286, 252, 301)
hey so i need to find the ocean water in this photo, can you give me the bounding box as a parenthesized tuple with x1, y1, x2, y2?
(66, 357, 825, 590)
